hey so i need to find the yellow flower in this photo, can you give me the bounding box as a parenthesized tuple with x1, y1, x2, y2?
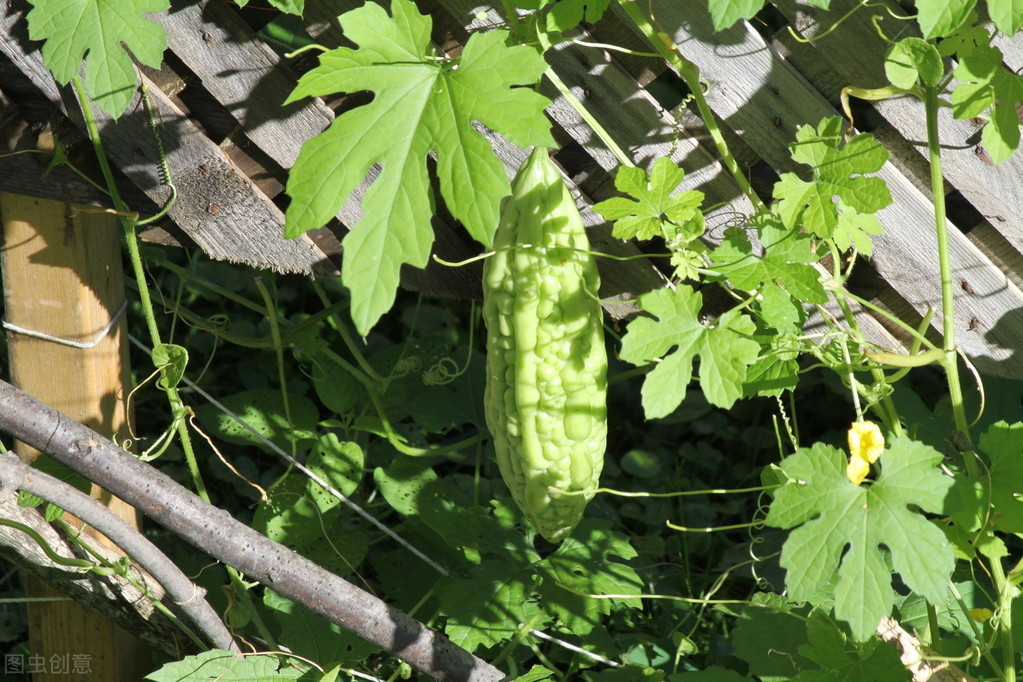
(846, 454, 871, 486)
(848, 421, 885, 464)
(845, 421, 885, 486)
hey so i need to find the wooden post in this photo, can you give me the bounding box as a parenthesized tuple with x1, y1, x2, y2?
(0, 193, 150, 680)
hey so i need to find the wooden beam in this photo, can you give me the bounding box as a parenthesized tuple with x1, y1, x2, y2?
(1, 192, 150, 681)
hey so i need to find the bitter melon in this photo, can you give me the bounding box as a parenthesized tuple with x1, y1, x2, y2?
(482, 147, 607, 543)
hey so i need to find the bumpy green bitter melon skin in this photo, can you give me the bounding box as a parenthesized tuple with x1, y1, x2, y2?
(482, 147, 607, 543)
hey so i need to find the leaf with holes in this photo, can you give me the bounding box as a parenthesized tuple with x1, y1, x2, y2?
(194, 389, 318, 452)
(438, 562, 545, 652)
(764, 438, 954, 640)
(26, 0, 169, 117)
(284, 0, 553, 334)
(536, 520, 643, 634)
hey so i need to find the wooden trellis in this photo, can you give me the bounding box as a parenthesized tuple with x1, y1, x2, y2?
(1, 0, 1021, 379)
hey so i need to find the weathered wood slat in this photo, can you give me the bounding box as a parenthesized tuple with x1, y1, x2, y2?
(626, 0, 1023, 378)
(151, 0, 490, 302)
(155, 0, 333, 172)
(303, 0, 669, 311)
(458, 3, 896, 349)
(3, 0, 1020, 368)
(0, 0, 334, 277)
(440, 0, 901, 347)
(779, 0, 1023, 257)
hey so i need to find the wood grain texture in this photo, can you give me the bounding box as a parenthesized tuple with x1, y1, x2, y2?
(442, 0, 900, 347)
(1, 192, 149, 681)
(0, 493, 201, 659)
(0, 0, 335, 277)
(628, 1, 1023, 378)
(779, 0, 1023, 254)
(154, 0, 489, 300)
(154, 0, 334, 172)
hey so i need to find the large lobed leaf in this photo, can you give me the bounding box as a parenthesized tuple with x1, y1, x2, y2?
(284, 0, 553, 334)
(773, 117, 891, 241)
(27, 0, 169, 117)
(710, 218, 824, 332)
(536, 520, 643, 635)
(620, 286, 760, 417)
(593, 157, 704, 242)
(765, 438, 954, 640)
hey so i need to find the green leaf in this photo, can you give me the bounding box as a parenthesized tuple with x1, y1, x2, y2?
(758, 286, 806, 334)
(373, 456, 438, 515)
(951, 45, 1023, 163)
(620, 286, 760, 416)
(667, 668, 750, 680)
(669, 247, 707, 282)
(308, 434, 364, 503)
(284, 0, 553, 334)
(264, 591, 379, 665)
(885, 37, 943, 88)
(144, 649, 304, 681)
(418, 480, 538, 557)
(710, 219, 825, 309)
(406, 348, 488, 431)
(764, 438, 954, 640)
(794, 610, 906, 680)
(979, 421, 1023, 532)
(705, 0, 769, 31)
(935, 19, 987, 57)
(733, 598, 814, 679)
(987, 0, 1023, 34)
(546, 0, 610, 33)
(266, 0, 304, 13)
(743, 351, 799, 397)
(195, 389, 319, 452)
(515, 666, 557, 681)
(832, 203, 884, 257)
(915, 0, 977, 38)
(152, 343, 188, 390)
(26, 0, 169, 118)
(537, 520, 643, 635)
(593, 158, 705, 242)
(590, 666, 664, 681)
(311, 353, 364, 415)
(438, 562, 544, 652)
(253, 457, 347, 550)
(703, 0, 835, 32)
(773, 117, 891, 239)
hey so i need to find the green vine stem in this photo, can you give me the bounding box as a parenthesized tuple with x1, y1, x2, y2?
(541, 65, 635, 168)
(923, 82, 1013, 680)
(612, 0, 764, 212)
(254, 278, 298, 456)
(923, 85, 978, 476)
(310, 280, 385, 384)
(70, 76, 278, 651)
